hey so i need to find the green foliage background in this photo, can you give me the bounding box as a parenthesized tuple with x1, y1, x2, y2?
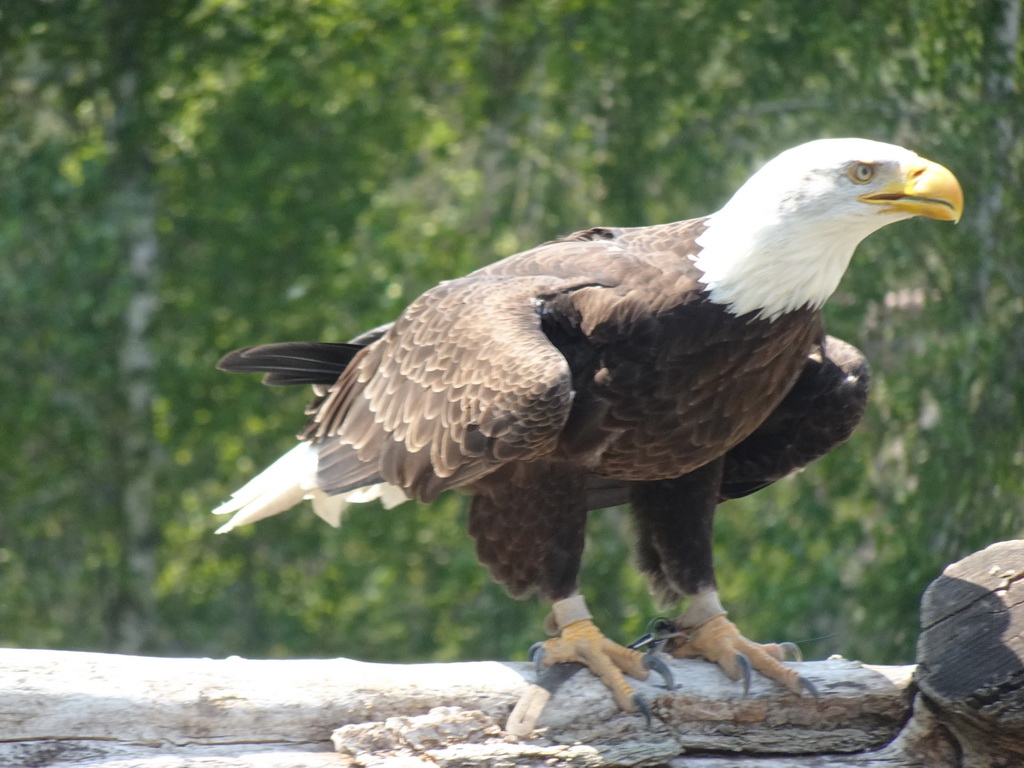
(2, 0, 1022, 666)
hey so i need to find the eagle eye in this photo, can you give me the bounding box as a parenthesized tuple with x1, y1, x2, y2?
(848, 162, 876, 184)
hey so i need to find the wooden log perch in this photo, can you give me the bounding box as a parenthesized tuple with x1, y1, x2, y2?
(2, 541, 1020, 767)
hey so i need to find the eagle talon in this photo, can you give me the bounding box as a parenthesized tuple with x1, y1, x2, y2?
(799, 675, 819, 700)
(669, 614, 814, 698)
(534, 660, 585, 694)
(537, 618, 652, 713)
(530, 643, 547, 675)
(735, 652, 752, 697)
(780, 641, 803, 662)
(642, 653, 676, 691)
(633, 693, 653, 728)
(529, 641, 545, 661)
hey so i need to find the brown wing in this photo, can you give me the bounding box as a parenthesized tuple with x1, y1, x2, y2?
(471, 220, 706, 283)
(718, 335, 870, 499)
(299, 217, 709, 503)
(304, 273, 611, 501)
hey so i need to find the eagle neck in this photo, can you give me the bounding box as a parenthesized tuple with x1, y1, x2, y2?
(690, 205, 886, 322)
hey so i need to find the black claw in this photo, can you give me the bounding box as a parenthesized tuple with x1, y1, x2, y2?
(528, 642, 586, 694)
(535, 661, 585, 694)
(798, 675, 819, 700)
(642, 654, 676, 691)
(633, 693, 653, 728)
(735, 652, 752, 698)
(530, 643, 546, 676)
(780, 641, 803, 662)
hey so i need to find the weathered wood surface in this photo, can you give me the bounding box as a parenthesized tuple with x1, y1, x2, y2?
(0, 648, 926, 767)
(5, 539, 1023, 767)
(916, 539, 1024, 768)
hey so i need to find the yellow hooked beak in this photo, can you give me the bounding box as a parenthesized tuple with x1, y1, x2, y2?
(860, 158, 964, 223)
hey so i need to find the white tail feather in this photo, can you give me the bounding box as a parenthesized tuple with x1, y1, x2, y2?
(339, 483, 408, 509)
(213, 442, 409, 534)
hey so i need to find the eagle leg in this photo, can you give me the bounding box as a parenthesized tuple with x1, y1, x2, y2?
(666, 613, 815, 697)
(631, 459, 820, 698)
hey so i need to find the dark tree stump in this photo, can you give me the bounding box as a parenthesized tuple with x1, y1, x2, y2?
(916, 540, 1024, 767)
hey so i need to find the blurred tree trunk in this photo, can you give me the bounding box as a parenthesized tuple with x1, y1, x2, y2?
(106, 10, 160, 653)
(972, 0, 1020, 315)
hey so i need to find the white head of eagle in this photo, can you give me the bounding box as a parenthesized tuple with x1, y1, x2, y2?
(693, 138, 963, 321)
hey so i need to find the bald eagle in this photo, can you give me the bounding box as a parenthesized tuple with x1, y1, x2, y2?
(212, 138, 962, 727)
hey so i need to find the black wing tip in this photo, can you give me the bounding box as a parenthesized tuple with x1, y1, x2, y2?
(216, 345, 262, 373)
(216, 341, 365, 384)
